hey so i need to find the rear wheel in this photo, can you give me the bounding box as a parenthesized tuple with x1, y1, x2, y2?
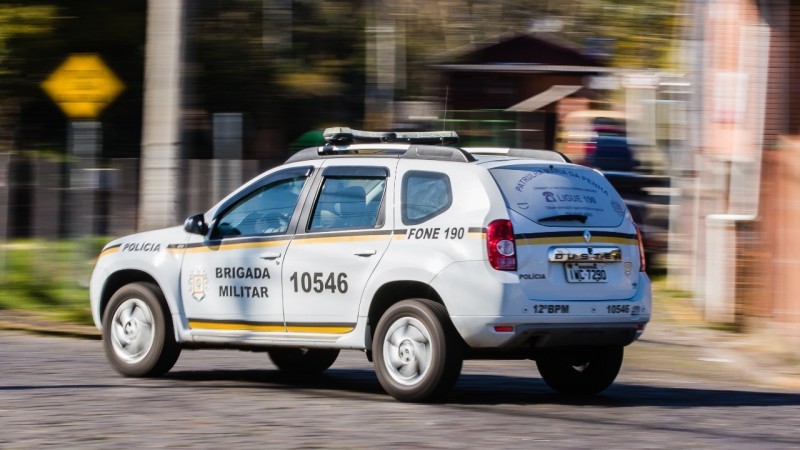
(372, 299, 463, 403)
(102, 282, 180, 377)
(536, 346, 623, 396)
(268, 348, 340, 375)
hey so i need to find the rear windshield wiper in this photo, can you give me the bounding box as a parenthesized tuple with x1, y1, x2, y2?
(538, 214, 588, 223)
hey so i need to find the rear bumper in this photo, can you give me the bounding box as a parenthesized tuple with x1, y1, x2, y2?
(432, 261, 652, 349)
(482, 322, 645, 349)
(451, 316, 648, 349)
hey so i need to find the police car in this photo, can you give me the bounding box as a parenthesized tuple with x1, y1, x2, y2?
(90, 127, 651, 402)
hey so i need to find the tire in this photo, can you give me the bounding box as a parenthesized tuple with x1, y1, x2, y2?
(536, 346, 624, 396)
(102, 282, 180, 377)
(372, 299, 463, 403)
(268, 348, 340, 375)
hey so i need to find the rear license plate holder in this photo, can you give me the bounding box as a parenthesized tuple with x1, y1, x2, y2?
(565, 263, 608, 283)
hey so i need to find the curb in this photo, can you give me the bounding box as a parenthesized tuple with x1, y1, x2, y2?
(2, 306, 798, 391)
(0, 312, 101, 340)
(649, 297, 800, 391)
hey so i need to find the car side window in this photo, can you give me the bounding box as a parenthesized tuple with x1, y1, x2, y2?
(402, 171, 452, 225)
(215, 176, 306, 238)
(309, 176, 386, 231)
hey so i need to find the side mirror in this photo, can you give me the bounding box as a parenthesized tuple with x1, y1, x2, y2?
(183, 214, 209, 236)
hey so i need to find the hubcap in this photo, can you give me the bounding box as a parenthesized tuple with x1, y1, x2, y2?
(110, 298, 155, 364)
(382, 317, 433, 386)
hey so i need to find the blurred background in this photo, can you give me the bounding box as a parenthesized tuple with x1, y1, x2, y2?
(0, 0, 797, 349)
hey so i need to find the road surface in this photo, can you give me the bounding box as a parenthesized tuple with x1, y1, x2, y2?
(1, 330, 799, 449)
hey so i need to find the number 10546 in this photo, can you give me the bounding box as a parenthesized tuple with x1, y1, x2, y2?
(606, 304, 630, 314)
(289, 272, 348, 294)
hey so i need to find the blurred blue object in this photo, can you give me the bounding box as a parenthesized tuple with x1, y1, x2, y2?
(586, 135, 638, 172)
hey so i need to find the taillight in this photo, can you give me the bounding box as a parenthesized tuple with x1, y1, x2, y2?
(636, 225, 646, 272)
(487, 219, 516, 271)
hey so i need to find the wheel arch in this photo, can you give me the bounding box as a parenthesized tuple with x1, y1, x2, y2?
(367, 280, 445, 341)
(100, 270, 166, 326)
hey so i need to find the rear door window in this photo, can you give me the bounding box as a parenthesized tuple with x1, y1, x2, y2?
(489, 165, 627, 227)
(308, 167, 388, 231)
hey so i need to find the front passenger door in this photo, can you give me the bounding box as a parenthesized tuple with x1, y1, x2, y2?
(180, 167, 312, 331)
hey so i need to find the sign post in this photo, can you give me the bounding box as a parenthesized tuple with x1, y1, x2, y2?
(0, 153, 9, 283)
(42, 54, 124, 282)
(41, 54, 124, 240)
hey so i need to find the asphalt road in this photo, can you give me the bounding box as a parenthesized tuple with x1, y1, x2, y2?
(2, 330, 800, 449)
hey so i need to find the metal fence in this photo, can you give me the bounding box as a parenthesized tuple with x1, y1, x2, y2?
(1, 155, 281, 240)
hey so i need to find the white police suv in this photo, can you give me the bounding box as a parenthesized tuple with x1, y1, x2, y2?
(90, 127, 651, 402)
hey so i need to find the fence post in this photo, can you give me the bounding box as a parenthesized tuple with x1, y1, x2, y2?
(0, 153, 10, 283)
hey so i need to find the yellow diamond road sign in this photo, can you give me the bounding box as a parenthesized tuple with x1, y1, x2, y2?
(42, 54, 125, 119)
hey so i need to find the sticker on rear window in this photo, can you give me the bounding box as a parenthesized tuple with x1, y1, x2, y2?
(490, 165, 626, 228)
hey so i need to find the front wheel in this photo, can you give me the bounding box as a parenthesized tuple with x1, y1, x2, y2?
(536, 346, 624, 396)
(372, 299, 463, 402)
(268, 348, 340, 375)
(102, 282, 180, 377)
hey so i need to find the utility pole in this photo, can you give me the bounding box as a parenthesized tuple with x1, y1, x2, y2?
(138, 0, 183, 231)
(365, 0, 396, 129)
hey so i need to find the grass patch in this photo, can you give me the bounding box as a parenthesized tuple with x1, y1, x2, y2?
(707, 322, 741, 333)
(649, 274, 694, 299)
(0, 238, 109, 325)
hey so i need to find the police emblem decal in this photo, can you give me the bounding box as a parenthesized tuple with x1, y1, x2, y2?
(188, 268, 208, 301)
(611, 200, 626, 217)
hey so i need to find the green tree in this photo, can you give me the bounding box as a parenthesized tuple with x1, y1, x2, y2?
(0, 0, 683, 157)
(562, 0, 684, 69)
(0, 4, 57, 150)
(395, 0, 683, 98)
(0, 2, 145, 157)
(0, 5, 56, 74)
(184, 0, 366, 156)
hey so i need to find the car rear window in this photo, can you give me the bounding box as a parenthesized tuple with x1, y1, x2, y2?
(489, 165, 628, 227)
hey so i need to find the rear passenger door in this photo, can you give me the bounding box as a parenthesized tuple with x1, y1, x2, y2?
(281, 161, 395, 334)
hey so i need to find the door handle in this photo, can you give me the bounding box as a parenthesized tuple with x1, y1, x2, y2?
(259, 252, 282, 260)
(354, 249, 377, 257)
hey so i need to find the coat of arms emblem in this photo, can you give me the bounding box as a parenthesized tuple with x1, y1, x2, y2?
(188, 268, 208, 301)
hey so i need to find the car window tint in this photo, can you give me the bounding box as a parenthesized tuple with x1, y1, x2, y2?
(402, 171, 452, 225)
(309, 176, 386, 231)
(216, 176, 306, 238)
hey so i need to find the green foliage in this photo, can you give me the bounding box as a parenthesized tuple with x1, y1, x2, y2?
(0, 0, 682, 157)
(0, 239, 105, 324)
(0, 4, 57, 77)
(0, 1, 146, 156)
(399, 0, 682, 77)
(184, 0, 366, 147)
(561, 0, 684, 69)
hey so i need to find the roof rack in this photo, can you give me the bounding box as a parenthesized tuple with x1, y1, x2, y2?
(463, 147, 572, 163)
(323, 127, 459, 146)
(285, 142, 476, 164)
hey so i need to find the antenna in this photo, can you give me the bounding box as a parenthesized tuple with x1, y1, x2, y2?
(442, 86, 449, 131)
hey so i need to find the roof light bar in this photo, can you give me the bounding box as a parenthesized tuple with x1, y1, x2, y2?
(323, 127, 459, 146)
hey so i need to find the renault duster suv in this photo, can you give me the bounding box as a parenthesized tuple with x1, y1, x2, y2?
(90, 127, 651, 402)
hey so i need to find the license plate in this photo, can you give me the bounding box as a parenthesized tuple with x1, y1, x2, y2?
(565, 263, 608, 283)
